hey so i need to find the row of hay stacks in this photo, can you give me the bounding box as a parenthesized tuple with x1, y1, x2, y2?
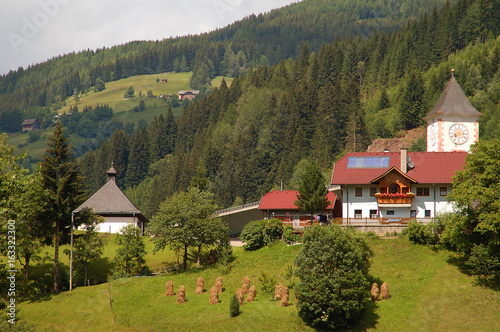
(371, 282, 390, 301)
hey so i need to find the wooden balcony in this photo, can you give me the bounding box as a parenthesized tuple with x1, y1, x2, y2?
(377, 196, 413, 205)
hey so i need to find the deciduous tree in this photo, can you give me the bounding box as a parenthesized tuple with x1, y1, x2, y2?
(442, 139, 500, 281)
(295, 225, 373, 330)
(149, 187, 228, 271)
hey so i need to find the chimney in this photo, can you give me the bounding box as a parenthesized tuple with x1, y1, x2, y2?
(400, 148, 407, 173)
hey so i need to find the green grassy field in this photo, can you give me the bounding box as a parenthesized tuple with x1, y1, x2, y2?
(6, 73, 232, 164)
(9, 236, 500, 331)
(59, 73, 192, 115)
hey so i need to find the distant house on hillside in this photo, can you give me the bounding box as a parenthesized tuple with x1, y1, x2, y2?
(258, 190, 339, 229)
(22, 119, 40, 131)
(178, 90, 200, 101)
(73, 164, 148, 234)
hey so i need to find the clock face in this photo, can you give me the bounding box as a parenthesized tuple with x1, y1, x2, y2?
(449, 123, 469, 145)
(429, 123, 437, 146)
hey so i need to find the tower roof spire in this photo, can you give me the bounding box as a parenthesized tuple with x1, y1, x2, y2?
(424, 72, 482, 120)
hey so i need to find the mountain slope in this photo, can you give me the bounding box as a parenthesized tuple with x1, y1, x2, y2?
(0, 0, 451, 121)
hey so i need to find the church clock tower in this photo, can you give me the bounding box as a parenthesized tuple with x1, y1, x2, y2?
(424, 70, 482, 152)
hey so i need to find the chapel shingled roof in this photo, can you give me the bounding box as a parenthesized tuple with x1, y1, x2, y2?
(424, 75, 482, 120)
(73, 166, 147, 222)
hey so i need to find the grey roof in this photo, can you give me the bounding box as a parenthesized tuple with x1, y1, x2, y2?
(22, 119, 38, 125)
(73, 179, 148, 222)
(424, 76, 482, 120)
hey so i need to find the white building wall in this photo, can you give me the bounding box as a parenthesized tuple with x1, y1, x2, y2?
(342, 184, 455, 220)
(81, 216, 138, 234)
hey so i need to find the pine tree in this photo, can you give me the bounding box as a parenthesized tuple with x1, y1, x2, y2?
(294, 160, 329, 225)
(399, 71, 426, 130)
(40, 122, 86, 293)
(109, 129, 129, 188)
(126, 127, 151, 188)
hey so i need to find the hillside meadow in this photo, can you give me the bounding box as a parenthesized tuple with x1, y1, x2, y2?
(6, 73, 232, 163)
(6, 235, 500, 331)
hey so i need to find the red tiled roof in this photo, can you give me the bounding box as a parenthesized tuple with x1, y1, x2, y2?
(331, 151, 468, 185)
(258, 190, 336, 210)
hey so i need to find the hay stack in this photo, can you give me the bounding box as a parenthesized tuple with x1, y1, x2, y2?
(177, 285, 186, 304)
(274, 283, 283, 300)
(208, 249, 218, 265)
(371, 283, 380, 301)
(280, 285, 289, 307)
(246, 285, 256, 302)
(236, 287, 245, 305)
(215, 276, 223, 293)
(209, 286, 219, 304)
(242, 276, 251, 294)
(195, 277, 204, 294)
(164, 280, 174, 297)
(381, 282, 390, 299)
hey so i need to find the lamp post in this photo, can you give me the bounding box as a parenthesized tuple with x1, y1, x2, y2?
(70, 212, 74, 291)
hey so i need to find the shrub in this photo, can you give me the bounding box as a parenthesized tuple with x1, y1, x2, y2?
(229, 294, 240, 317)
(466, 244, 500, 282)
(283, 224, 300, 244)
(295, 225, 373, 330)
(240, 220, 265, 250)
(407, 220, 439, 245)
(262, 218, 283, 245)
(240, 219, 284, 250)
(258, 272, 277, 299)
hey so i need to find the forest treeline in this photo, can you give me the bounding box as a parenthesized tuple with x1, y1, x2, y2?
(76, 0, 500, 216)
(0, 0, 459, 126)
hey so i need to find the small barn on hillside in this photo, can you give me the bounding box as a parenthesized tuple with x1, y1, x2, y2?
(258, 190, 338, 228)
(178, 90, 200, 101)
(22, 119, 40, 131)
(73, 164, 148, 234)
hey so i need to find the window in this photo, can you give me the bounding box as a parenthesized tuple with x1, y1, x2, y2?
(347, 156, 390, 168)
(417, 187, 430, 196)
(425, 210, 431, 218)
(410, 210, 417, 218)
(389, 183, 400, 194)
(386, 210, 395, 216)
(355, 187, 363, 197)
(440, 187, 448, 196)
(370, 187, 377, 196)
(370, 210, 378, 218)
(354, 210, 362, 218)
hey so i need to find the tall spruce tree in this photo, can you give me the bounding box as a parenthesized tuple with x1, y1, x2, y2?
(399, 70, 425, 130)
(109, 129, 129, 188)
(126, 127, 150, 188)
(40, 122, 86, 293)
(294, 160, 329, 225)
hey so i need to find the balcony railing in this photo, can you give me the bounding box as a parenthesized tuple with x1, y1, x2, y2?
(377, 196, 413, 204)
(334, 217, 433, 225)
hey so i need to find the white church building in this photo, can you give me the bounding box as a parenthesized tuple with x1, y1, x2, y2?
(330, 73, 481, 226)
(73, 164, 149, 234)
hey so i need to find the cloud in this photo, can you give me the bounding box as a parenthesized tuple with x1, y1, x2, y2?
(0, 0, 298, 75)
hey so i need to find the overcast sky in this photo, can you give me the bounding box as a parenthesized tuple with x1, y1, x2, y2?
(0, 0, 299, 75)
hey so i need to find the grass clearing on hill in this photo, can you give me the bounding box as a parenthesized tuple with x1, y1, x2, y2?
(10, 236, 500, 331)
(7, 73, 231, 165)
